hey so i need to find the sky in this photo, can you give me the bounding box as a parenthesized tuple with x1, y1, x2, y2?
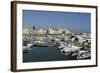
(23, 10, 91, 33)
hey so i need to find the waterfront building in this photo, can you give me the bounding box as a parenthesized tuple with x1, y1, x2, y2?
(47, 28, 71, 35)
(23, 28, 46, 35)
(33, 29, 46, 35)
(23, 28, 34, 35)
(23, 27, 72, 35)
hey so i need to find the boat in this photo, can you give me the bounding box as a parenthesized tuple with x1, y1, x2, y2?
(77, 50, 91, 59)
(58, 42, 81, 55)
(33, 41, 48, 47)
(23, 43, 34, 51)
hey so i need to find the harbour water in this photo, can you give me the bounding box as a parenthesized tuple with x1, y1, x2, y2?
(23, 33, 91, 62)
(23, 46, 77, 62)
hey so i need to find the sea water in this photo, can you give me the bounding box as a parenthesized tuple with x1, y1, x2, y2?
(23, 46, 77, 62)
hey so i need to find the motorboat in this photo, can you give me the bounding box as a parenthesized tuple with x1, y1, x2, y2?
(77, 50, 91, 59)
(23, 43, 33, 51)
(58, 42, 81, 55)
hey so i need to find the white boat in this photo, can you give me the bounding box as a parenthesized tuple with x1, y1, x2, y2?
(23, 43, 33, 51)
(34, 41, 46, 44)
(33, 41, 48, 47)
(77, 50, 91, 59)
(58, 43, 81, 55)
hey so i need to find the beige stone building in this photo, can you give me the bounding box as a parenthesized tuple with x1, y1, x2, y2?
(47, 28, 71, 35)
(23, 28, 46, 35)
(23, 27, 71, 35)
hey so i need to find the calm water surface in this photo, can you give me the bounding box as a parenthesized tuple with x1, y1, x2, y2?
(23, 46, 77, 62)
